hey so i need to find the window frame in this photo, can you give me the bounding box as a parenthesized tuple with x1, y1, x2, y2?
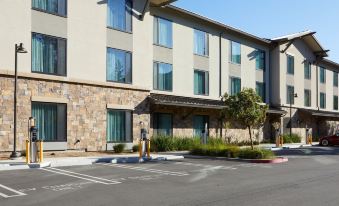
(31, 101, 67, 142)
(106, 47, 133, 84)
(320, 92, 326, 109)
(194, 69, 209, 96)
(287, 54, 294, 75)
(334, 71, 338, 87)
(255, 81, 266, 102)
(31, 32, 67, 77)
(106, 109, 133, 143)
(193, 29, 209, 57)
(230, 76, 241, 95)
(255, 49, 265, 71)
(153, 61, 173, 92)
(31, 0, 68, 17)
(286, 85, 295, 105)
(304, 62, 311, 79)
(193, 115, 209, 138)
(153, 113, 173, 137)
(319, 66, 326, 83)
(230, 41, 241, 65)
(106, 0, 133, 33)
(334, 95, 339, 110)
(304, 89, 311, 107)
(153, 16, 173, 49)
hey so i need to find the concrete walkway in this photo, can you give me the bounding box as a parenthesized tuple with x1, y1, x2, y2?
(259, 142, 319, 151)
(0, 153, 184, 171)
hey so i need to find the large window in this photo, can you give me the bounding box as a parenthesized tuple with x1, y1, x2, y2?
(107, 0, 132, 32)
(32, 0, 67, 16)
(106, 48, 132, 83)
(194, 29, 209, 56)
(286, 85, 295, 104)
(256, 82, 265, 102)
(194, 70, 209, 95)
(193, 115, 209, 138)
(320, 92, 326, 109)
(153, 62, 173, 91)
(334, 96, 339, 110)
(230, 77, 241, 95)
(107, 110, 132, 143)
(304, 89, 311, 107)
(230, 41, 241, 64)
(334, 71, 338, 87)
(320, 66, 326, 83)
(31, 102, 67, 142)
(153, 113, 173, 136)
(304, 62, 311, 79)
(256, 50, 265, 70)
(32, 33, 66, 76)
(287, 55, 294, 75)
(154, 17, 173, 48)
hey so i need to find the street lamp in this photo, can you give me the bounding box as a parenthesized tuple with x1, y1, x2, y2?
(10, 43, 28, 159)
(289, 92, 298, 137)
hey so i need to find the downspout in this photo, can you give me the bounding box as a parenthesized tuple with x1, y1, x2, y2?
(315, 58, 320, 137)
(219, 31, 223, 138)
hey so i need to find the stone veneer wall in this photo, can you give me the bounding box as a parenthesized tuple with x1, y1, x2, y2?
(0, 75, 150, 152)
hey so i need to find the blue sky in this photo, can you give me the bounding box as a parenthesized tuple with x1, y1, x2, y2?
(174, 0, 339, 62)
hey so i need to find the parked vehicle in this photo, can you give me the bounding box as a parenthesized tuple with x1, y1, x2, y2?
(319, 133, 339, 146)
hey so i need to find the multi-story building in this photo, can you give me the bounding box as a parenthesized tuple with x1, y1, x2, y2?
(0, 0, 338, 151)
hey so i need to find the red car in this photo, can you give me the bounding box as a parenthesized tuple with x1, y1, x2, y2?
(319, 134, 339, 146)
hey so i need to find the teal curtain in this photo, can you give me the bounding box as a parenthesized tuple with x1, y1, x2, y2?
(32, 34, 58, 74)
(287, 55, 294, 74)
(193, 115, 208, 138)
(32, 0, 66, 15)
(320, 67, 326, 83)
(107, 48, 131, 83)
(256, 50, 265, 70)
(154, 17, 172, 48)
(320, 93, 326, 109)
(256, 82, 265, 102)
(304, 63, 311, 79)
(334, 71, 338, 86)
(32, 103, 57, 141)
(334, 96, 338, 110)
(231, 41, 241, 64)
(194, 30, 208, 56)
(304, 90, 311, 107)
(287, 86, 295, 104)
(194, 70, 208, 95)
(230, 77, 241, 95)
(157, 114, 172, 136)
(154, 62, 172, 91)
(107, 110, 126, 142)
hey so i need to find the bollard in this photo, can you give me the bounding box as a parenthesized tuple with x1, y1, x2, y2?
(147, 139, 151, 158)
(138, 139, 143, 160)
(276, 136, 280, 148)
(309, 135, 313, 145)
(25, 140, 30, 164)
(39, 140, 43, 163)
(280, 135, 284, 147)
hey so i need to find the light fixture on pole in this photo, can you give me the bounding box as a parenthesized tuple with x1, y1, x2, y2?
(10, 43, 28, 159)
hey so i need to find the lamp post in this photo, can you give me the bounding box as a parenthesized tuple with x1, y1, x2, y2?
(289, 92, 298, 137)
(10, 43, 27, 159)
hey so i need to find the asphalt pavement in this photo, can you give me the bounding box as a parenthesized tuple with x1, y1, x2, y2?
(1, 146, 339, 206)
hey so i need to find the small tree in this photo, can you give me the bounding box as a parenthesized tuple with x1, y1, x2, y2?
(222, 88, 268, 150)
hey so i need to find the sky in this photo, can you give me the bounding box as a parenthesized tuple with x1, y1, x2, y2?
(174, 0, 339, 62)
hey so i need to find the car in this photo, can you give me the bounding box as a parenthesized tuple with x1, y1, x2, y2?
(319, 133, 339, 146)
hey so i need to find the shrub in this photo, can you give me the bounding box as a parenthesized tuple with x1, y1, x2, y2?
(151, 136, 200, 152)
(238, 148, 275, 159)
(113, 144, 125, 153)
(132, 145, 139, 152)
(282, 133, 301, 143)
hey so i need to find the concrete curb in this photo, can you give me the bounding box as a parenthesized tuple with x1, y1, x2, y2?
(183, 154, 288, 164)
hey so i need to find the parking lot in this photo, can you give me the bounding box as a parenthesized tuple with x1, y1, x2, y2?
(2, 147, 339, 206)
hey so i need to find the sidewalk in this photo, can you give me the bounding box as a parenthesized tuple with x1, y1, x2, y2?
(0, 153, 184, 171)
(258, 142, 319, 151)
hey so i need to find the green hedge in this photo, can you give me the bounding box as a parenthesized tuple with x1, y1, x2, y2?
(282, 133, 301, 143)
(113, 144, 125, 153)
(150, 136, 200, 152)
(238, 148, 275, 159)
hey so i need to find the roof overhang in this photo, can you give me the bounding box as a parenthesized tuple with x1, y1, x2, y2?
(148, 93, 226, 110)
(299, 108, 339, 118)
(150, 0, 178, 6)
(267, 108, 287, 116)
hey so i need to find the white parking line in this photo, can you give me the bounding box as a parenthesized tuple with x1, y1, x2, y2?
(98, 163, 189, 176)
(174, 162, 238, 170)
(0, 184, 26, 198)
(41, 168, 121, 185)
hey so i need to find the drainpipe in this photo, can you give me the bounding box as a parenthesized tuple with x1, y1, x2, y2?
(219, 32, 223, 97)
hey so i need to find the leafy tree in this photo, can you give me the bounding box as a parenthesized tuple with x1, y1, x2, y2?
(222, 88, 268, 150)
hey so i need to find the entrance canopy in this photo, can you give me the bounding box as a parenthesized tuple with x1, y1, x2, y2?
(148, 93, 226, 109)
(299, 108, 339, 119)
(267, 107, 287, 116)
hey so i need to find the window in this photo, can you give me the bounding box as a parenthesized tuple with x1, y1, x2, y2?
(153, 113, 173, 136)
(106, 48, 132, 83)
(320, 66, 326, 83)
(334, 71, 338, 87)
(286, 85, 295, 104)
(194, 70, 209, 95)
(107, 110, 132, 143)
(154, 17, 173, 48)
(256, 50, 265, 70)
(287, 55, 294, 74)
(230, 77, 241, 95)
(320, 92, 326, 109)
(304, 62, 311, 79)
(32, 33, 66, 76)
(334, 96, 338, 110)
(230, 41, 241, 64)
(304, 89, 311, 107)
(193, 115, 209, 138)
(256, 82, 265, 102)
(107, 0, 132, 32)
(32, 0, 67, 16)
(194, 29, 209, 56)
(31, 102, 66, 142)
(153, 62, 173, 91)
